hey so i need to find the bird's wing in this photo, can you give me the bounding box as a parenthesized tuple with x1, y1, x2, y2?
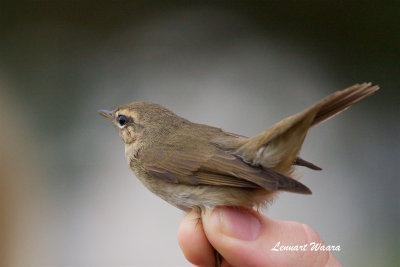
(140, 142, 311, 194)
(234, 83, 379, 174)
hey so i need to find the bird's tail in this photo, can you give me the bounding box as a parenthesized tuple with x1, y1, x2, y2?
(234, 82, 379, 175)
(310, 82, 379, 126)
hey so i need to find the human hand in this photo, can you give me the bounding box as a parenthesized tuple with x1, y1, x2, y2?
(178, 207, 341, 267)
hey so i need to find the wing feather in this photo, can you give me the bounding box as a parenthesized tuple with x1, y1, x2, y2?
(140, 144, 311, 194)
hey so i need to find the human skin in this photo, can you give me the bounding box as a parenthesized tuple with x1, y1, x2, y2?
(178, 207, 341, 267)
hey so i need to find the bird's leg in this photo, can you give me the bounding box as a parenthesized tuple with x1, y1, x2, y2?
(214, 249, 222, 267)
(192, 209, 222, 267)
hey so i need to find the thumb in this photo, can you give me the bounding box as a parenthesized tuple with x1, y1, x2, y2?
(202, 207, 340, 267)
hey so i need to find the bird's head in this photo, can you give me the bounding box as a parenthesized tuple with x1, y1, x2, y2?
(98, 101, 183, 145)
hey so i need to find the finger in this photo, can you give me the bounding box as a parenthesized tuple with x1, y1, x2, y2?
(177, 210, 215, 267)
(202, 207, 337, 267)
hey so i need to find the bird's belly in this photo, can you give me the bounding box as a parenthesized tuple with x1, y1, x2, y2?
(136, 173, 270, 212)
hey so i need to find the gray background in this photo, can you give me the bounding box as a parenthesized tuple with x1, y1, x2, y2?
(0, 1, 399, 266)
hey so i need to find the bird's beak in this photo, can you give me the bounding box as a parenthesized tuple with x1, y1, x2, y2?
(98, 109, 113, 119)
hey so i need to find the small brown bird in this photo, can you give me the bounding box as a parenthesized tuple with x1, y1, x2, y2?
(99, 82, 378, 265)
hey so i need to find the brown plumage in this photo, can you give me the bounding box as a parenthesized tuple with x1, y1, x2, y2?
(99, 82, 379, 212)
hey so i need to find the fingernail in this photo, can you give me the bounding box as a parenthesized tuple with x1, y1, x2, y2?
(215, 207, 260, 241)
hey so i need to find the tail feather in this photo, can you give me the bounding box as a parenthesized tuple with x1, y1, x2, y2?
(312, 83, 379, 126)
(294, 157, 322, 170)
(234, 82, 379, 174)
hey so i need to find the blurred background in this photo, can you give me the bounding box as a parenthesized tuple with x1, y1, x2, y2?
(0, 1, 399, 266)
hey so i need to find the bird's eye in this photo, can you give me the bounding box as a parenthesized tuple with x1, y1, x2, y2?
(117, 115, 128, 127)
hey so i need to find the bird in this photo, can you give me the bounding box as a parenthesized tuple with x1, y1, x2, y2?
(99, 82, 378, 265)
